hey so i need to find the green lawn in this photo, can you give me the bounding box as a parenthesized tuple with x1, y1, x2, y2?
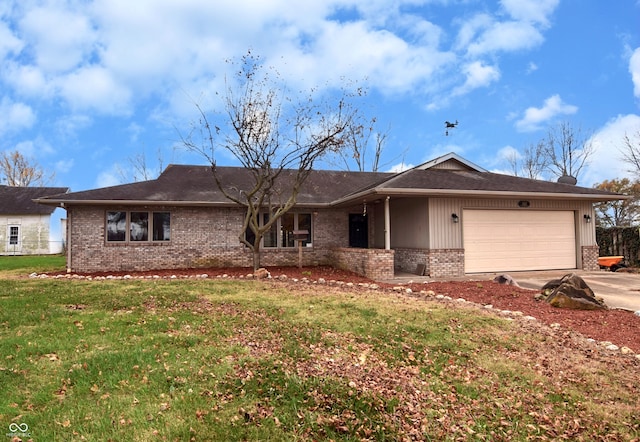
(0, 254, 65, 275)
(0, 257, 638, 441)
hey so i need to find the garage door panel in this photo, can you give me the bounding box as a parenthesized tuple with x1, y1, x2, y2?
(463, 210, 576, 273)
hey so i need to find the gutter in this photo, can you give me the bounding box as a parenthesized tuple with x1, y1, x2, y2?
(330, 187, 629, 206)
(33, 198, 337, 209)
(34, 187, 628, 209)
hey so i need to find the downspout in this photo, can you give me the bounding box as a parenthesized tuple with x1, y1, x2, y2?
(63, 204, 71, 273)
(384, 196, 390, 250)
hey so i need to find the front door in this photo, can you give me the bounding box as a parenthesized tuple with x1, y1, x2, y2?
(349, 214, 368, 248)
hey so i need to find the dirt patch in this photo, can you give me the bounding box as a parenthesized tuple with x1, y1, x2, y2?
(51, 265, 640, 354)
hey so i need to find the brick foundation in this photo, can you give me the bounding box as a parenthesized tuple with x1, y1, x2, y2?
(581, 245, 600, 271)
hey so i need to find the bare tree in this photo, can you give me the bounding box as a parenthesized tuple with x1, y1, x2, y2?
(117, 148, 166, 183)
(0, 150, 55, 186)
(619, 129, 640, 178)
(507, 141, 549, 179)
(593, 178, 640, 227)
(181, 52, 360, 270)
(331, 116, 390, 172)
(543, 121, 594, 181)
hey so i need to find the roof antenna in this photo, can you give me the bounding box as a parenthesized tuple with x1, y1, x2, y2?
(445, 119, 458, 136)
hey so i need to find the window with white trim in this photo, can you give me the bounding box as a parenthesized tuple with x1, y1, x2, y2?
(106, 211, 170, 242)
(8, 226, 19, 246)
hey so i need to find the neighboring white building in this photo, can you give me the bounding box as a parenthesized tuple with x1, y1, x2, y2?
(0, 185, 69, 255)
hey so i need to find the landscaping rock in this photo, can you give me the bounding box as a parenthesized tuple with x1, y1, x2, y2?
(493, 274, 520, 287)
(253, 268, 271, 279)
(539, 273, 607, 310)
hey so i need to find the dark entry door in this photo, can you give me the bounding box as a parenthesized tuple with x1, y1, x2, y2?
(349, 214, 368, 248)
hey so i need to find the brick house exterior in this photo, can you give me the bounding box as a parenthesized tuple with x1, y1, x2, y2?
(36, 153, 623, 279)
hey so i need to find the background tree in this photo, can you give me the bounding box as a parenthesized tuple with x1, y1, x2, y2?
(117, 148, 166, 183)
(593, 178, 640, 227)
(182, 52, 360, 270)
(331, 115, 389, 172)
(504, 121, 594, 183)
(0, 150, 55, 186)
(543, 121, 594, 182)
(619, 129, 640, 177)
(506, 141, 548, 179)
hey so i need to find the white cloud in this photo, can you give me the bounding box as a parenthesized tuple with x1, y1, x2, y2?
(466, 20, 544, 56)
(3, 63, 49, 98)
(127, 123, 144, 144)
(13, 138, 55, 157)
(582, 114, 640, 186)
(96, 165, 123, 188)
(515, 95, 578, 132)
(55, 114, 93, 139)
(452, 61, 500, 96)
(57, 66, 132, 114)
(19, 5, 96, 72)
(0, 97, 36, 135)
(497, 145, 519, 162)
(630, 47, 640, 99)
(0, 20, 23, 59)
(0, 0, 563, 140)
(386, 162, 414, 173)
(55, 159, 75, 174)
(500, 0, 559, 26)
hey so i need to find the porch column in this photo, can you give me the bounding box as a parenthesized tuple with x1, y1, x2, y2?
(384, 196, 390, 250)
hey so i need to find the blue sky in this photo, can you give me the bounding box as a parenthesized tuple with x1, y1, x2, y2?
(1, 0, 639, 193)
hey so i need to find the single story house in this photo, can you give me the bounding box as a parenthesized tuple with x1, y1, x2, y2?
(35, 153, 623, 279)
(0, 185, 69, 255)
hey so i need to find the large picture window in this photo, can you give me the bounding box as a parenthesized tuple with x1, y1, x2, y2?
(244, 212, 311, 248)
(106, 211, 170, 242)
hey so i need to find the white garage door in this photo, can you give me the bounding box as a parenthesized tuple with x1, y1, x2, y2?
(463, 210, 577, 273)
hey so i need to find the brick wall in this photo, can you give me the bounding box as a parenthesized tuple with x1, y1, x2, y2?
(428, 248, 465, 278)
(394, 247, 465, 278)
(67, 205, 350, 273)
(581, 245, 600, 271)
(331, 247, 395, 280)
(394, 247, 429, 275)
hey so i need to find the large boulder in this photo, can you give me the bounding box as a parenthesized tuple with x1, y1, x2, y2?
(538, 273, 607, 310)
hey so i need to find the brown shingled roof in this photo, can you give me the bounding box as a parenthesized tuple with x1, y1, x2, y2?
(35, 163, 623, 207)
(0, 185, 69, 215)
(376, 169, 615, 195)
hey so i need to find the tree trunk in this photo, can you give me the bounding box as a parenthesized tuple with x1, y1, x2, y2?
(252, 244, 261, 271)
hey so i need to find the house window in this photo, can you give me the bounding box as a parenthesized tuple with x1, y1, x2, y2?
(153, 212, 171, 241)
(8, 226, 19, 246)
(244, 212, 311, 248)
(106, 211, 171, 242)
(107, 212, 126, 241)
(281, 213, 311, 247)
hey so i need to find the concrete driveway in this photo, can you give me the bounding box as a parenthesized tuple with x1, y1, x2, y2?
(505, 270, 640, 312)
